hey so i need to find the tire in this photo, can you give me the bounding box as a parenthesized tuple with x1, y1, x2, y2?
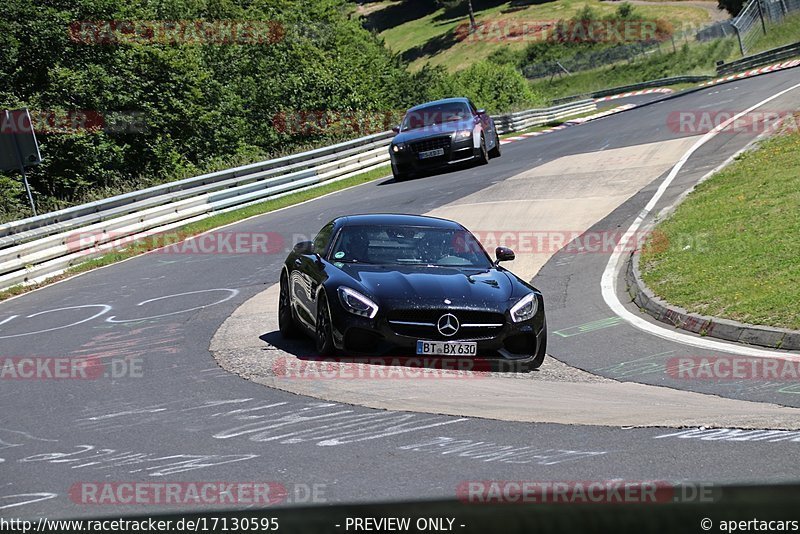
(476, 133, 489, 165)
(488, 132, 502, 159)
(518, 331, 546, 372)
(278, 274, 301, 338)
(315, 293, 336, 356)
(392, 163, 410, 182)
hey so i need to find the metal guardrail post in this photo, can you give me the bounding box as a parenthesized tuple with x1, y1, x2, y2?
(734, 25, 745, 56)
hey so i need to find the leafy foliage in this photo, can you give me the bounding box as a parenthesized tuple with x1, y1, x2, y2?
(0, 0, 539, 221)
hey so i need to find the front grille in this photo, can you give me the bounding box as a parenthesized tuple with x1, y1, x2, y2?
(387, 309, 504, 341)
(388, 309, 505, 324)
(410, 136, 450, 155)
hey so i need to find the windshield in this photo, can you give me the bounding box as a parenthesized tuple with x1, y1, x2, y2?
(401, 102, 471, 131)
(329, 225, 491, 267)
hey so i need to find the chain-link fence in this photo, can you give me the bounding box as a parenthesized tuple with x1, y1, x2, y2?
(733, 0, 800, 54)
(521, 0, 800, 80)
(522, 40, 661, 80)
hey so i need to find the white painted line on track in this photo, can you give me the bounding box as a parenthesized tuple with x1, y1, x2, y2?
(601, 80, 800, 360)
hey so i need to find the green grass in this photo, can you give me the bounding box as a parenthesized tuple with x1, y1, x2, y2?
(748, 12, 800, 55)
(0, 165, 390, 302)
(529, 38, 736, 101)
(373, 0, 711, 72)
(639, 125, 800, 330)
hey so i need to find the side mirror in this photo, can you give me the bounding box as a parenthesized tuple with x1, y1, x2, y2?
(391, 125, 401, 134)
(476, 109, 486, 115)
(293, 241, 314, 255)
(495, 246, 515, 263)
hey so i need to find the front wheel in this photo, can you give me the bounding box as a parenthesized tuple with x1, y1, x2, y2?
(315, 293, 336, 356)
(476, 133, 489, 165)
(278, 274, 301, 338)
(489, 132, 502, 158)
(392, 163, 411, 182)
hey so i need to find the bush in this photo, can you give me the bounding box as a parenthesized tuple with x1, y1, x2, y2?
(450, 61, 543, 113)
(0, 0, 545, 222)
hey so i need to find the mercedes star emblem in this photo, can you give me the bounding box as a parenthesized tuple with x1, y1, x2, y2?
(437, 313, 460, 337)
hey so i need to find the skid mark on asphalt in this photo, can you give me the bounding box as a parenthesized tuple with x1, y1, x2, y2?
(594, 351, 677, 377)
(398, 436, 606, 465)
(73, 322, 182, 362)
(0, 288, 238, 340)
(17, 445, 257, 477)
(0, 493, 58, 511)
(0, 427, 256, 477)
(72, 398, 467, 448)
(595, 351, 800, 397)
(553, 317, 624, 337)
(655, 428, 800, 443)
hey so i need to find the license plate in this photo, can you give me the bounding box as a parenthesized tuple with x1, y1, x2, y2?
(418, 148, 444, 159)
(416, 340, 477, 356)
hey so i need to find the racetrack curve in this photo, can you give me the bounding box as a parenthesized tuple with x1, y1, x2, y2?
(2, 67, 800, 520)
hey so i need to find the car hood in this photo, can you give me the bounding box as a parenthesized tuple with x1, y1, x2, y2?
(338, 264, 513, 306)
(392, 119, 475, 144)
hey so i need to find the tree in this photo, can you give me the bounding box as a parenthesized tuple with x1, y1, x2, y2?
(437, 0, 477, 31)
(466, 0, 477, 31)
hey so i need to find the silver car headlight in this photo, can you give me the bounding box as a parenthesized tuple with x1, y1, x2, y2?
(454, 129, 472, 140)
(338, 287, 379, 319)
(510, 293, 538, 323)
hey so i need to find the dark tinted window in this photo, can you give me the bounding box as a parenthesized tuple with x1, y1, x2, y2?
(313, 222, 335, 255)
(330, 225, 491, 267)
(401, 102, 471, 131)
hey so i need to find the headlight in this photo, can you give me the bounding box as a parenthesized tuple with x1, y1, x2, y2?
(454, 129, 472, 140)
(510, 293, 538, 323)
(391, 144, 406, 153)
(338, 287, 379, 319)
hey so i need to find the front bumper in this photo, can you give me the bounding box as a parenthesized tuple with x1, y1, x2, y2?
(328, 298, 546, 361)
(390, 134, 477, 174)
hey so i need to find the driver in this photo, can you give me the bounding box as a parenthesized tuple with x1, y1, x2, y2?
(418, 230, 448, 264)
(345, 227, 370, 263)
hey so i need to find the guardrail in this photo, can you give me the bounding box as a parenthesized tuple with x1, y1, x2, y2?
(0, 99, 595, 291)
(551, 75, 712, 105)
(492, 100, 596, 135)
(0, 131, 394, 244)
(716, 40, 800, 75)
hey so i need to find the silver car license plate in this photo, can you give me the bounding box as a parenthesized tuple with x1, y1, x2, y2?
(418, 148, 444, 159)
(416, 340, 477, 356)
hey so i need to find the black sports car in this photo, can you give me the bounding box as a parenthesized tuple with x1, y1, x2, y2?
(278, 214, 546, 371)
(389, 97, 501, 182)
